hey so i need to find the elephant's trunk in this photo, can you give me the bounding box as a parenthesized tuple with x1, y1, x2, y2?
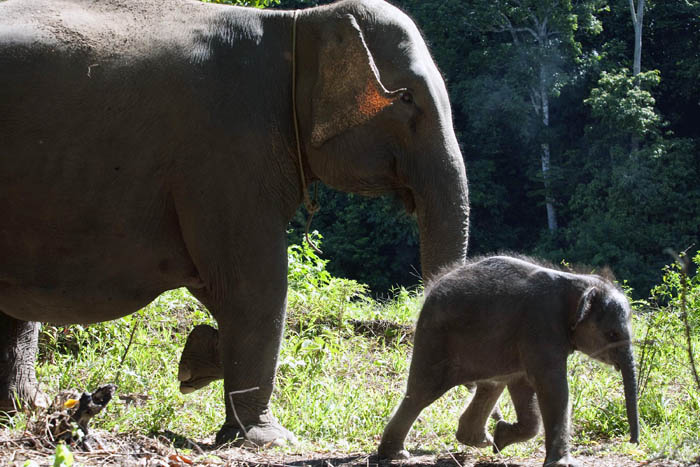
(618, 348, 640, 443)
(413, 141, 469, 281)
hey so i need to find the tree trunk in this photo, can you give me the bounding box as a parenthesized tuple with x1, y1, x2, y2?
(504, 10, 559, 232)
(629, 0, 645, 153)
(629, 0, 645, 77)
(541, 142, 558, 232)
(538, 65, 558, 232)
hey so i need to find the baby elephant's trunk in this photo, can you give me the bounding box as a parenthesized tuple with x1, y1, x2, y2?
(617, 348, 639, 443)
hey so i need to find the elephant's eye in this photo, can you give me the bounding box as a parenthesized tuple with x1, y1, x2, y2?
(607, 331, 619, 341)
(400, 91, 414, 104)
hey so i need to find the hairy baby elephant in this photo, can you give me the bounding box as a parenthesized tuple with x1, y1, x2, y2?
(378, 255, 639, 467)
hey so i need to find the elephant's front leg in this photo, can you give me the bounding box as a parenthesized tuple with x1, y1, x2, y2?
(188, 246, 296, 447)
(378, 329, 452, 459)
(530, 359, 580, 467)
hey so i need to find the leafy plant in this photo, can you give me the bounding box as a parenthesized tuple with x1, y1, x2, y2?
(585, 68, 662, 139)
(51, 443, 73, 467)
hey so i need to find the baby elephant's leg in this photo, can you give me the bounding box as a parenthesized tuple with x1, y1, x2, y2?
(456, 382, 505, 447)
(378, 391, 443, 459)
(493, 377, 541, 452)
(378, 333, 451, 459)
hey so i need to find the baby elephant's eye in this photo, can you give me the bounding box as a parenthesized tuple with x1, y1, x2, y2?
(607, 331, 619, 341)
(400, 91, 413, 104)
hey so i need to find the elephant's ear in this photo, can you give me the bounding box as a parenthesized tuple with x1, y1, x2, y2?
(570, 287, 600, 331)
(310, 14, 403, 147)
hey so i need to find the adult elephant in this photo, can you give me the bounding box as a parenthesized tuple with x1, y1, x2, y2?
(0, 0, 469, 445)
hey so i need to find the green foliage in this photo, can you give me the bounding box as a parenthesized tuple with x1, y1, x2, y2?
(560, 70, 699, 293)
(288, 187, 419, 295)
(585, 68, 662, 139)
(648, 251, 700, 326)
(287, 232, 374, 326)
(631, 252, 700, 459)
(51, 443, 74, 467)
(640, 252, 700, 383)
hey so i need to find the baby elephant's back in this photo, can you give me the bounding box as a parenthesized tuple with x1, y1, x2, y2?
(420, 256, 539, 330)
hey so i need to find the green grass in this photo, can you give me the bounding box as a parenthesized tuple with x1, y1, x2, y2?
(8, 244, 700, 464)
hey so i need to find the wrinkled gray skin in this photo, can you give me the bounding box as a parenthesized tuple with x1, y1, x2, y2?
(0, 0, 469, 445)
(378, 256, 639, 467)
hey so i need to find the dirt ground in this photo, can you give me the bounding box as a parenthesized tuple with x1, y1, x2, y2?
(2, 430, 698, 467)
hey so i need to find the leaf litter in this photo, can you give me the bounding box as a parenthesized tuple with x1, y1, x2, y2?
(2, 422, 698, 467)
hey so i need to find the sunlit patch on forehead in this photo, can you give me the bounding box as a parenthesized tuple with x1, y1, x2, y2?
(609, 288, 631, 318)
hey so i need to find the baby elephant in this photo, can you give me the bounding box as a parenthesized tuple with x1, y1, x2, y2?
(378, 255, 639, 467)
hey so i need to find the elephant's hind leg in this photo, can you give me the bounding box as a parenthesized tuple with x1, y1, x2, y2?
(0, 313, 47, 414)
(456, 381, 505, 448)
(494, 377, 541, 452)
(178, 324, 223, 394)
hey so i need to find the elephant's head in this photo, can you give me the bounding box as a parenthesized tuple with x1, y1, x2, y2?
(569, 282, 639, 443)
(295, 0, 469, 279)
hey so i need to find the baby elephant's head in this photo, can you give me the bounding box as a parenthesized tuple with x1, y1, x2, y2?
(569, 284, 639, 443)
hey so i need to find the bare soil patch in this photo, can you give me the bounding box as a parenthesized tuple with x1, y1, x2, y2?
(1, 429, 697, 467)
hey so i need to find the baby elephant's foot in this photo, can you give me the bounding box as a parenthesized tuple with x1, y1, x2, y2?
(377, 441, 410, 460)
(493, 419, 540, 452)
(544, 454, 581, 467)
(455, 424, 494, 448)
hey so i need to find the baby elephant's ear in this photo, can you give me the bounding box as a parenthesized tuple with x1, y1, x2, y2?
(310, 13, 403, 147)
(570, 287, 600, 331)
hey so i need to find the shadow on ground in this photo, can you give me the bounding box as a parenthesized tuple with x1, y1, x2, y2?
(154, 433, 526, 466)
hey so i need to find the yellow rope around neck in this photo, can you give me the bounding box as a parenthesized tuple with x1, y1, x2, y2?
(292, 10, 322, 254)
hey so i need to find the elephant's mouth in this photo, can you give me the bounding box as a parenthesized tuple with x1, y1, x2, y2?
(397, 187, 416, 214)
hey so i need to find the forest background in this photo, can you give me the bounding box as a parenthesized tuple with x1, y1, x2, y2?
(259, 0, 700, 297)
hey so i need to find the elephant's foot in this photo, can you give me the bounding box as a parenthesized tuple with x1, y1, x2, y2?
(377, 441, 410, 460)
(456, 426, 493, 448)
(215, 410, 297, 448)
(456, 416, 493, 448)
(493, 419, 540, 452)
(0, 371, 49, 415)
(178, 324, 223, 394)
(544, 455, 581, 467)
(0, 316, 47, 416)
